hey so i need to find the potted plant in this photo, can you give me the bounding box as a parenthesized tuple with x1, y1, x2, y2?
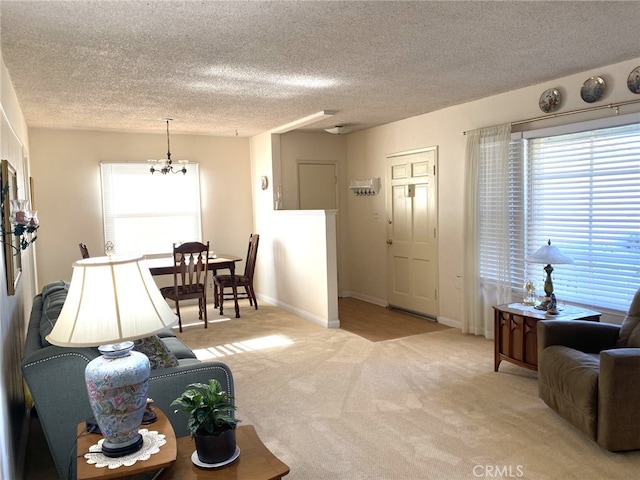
(171, 379, 240, 464)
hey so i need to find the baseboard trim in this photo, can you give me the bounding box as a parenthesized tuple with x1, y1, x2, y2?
(340, 291, 387, 307)
(257, 294, 340, 328)
(437, 316, 461, 329)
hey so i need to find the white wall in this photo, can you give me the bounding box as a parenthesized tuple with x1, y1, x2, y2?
(1, 55, 33, 480)
(279, 131, 347, 210)
(250, 133, 339, 327)
(261, 210, 339, 327)
(28, 129, 253, 288)
(345, 57, 640, 327)
(278, 131, 351, 294)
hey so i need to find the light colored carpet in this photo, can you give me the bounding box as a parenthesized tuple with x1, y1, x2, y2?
(176, 301, 640, 480)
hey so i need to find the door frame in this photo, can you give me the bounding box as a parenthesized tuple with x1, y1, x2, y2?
(385, 146, 439, 319)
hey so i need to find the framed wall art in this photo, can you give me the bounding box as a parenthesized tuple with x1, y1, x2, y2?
(1, 159, 22, 295)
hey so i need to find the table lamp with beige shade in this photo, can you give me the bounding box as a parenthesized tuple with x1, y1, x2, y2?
(46, 255, 178, 457)
(526, 239, 575, 313)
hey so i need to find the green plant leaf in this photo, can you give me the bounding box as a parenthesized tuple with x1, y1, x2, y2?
(172, 379, 239, 436)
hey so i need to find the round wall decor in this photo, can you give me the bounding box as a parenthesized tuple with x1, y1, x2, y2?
(539, 88, 561, 113)
(580, 76, 606, 103)
(627, 66, 640, 94)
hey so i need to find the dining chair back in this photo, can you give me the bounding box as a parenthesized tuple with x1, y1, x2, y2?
(78, 243, 90, 259)
(214, 234, 259, 318)
(160, 241, 210, 332)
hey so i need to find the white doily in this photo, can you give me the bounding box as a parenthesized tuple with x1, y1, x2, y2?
(84, 429, 167, 469)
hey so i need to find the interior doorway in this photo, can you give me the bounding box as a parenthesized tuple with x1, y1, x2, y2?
(298, 162, 337, 210)
(386, 147, 438, 319)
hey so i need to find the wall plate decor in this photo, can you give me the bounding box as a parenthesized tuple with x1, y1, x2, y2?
(261, 175, 269, 190)
(627, 66, 640, 94)
(580, 76, 606, 103)
(539, 88, 561, 113)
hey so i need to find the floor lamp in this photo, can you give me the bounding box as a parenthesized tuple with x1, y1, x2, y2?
(46, 255, 177, 457)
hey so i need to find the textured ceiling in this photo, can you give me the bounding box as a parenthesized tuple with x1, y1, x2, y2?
(1, 1, 639, 137)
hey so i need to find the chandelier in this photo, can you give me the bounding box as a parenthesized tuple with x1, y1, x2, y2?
(148, 118, 188, 175)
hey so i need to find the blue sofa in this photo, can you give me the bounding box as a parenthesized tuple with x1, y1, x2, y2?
(21, 281, 234, 479)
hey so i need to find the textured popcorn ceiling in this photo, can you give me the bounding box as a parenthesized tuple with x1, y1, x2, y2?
(1, 1, 639, 137)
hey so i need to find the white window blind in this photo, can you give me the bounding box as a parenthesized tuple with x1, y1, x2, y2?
(524, 123, 640, 311)
(101, 162, 202, 255)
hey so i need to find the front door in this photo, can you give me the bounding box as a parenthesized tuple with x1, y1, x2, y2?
(386, 147, 438, 318)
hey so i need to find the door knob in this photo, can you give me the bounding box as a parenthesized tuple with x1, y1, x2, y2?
(386, 239, 393, 245)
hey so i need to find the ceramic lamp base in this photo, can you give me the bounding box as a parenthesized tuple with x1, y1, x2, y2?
(85, 342, 150, 458)
(102, 433, 144, 458)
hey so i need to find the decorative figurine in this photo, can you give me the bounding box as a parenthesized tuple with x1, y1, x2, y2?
(547, 293, 559, 315)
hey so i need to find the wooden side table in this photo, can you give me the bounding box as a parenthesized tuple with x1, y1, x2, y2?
(493, 303, 600, 372)
(158, 425, 289, 480)
(76, 408, 177, 480)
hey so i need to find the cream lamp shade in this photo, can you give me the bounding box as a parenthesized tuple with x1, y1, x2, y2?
(46, 254, 177, 347)
(525, 239, 575, 265)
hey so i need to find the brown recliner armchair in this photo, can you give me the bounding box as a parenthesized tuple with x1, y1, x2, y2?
(537, 287, 640, 452)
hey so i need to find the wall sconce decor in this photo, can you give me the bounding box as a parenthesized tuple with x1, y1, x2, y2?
(8, 199, 39, 250)
(349, 177, 380, 196)
(2, 159, 39, 294)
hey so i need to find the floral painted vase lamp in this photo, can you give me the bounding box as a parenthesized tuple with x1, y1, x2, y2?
(46, 255, 177, 457)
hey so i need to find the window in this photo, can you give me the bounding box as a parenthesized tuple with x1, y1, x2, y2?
(101, 162, 201, 255)
(480, 119, 640, 312)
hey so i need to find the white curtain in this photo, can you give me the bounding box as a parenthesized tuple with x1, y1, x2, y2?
(463, 124, 512, 338)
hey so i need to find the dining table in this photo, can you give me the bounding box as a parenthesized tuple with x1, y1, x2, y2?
(145, 253, 242, 277)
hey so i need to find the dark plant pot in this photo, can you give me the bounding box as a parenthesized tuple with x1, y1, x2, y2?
(195, 429, 237, 464)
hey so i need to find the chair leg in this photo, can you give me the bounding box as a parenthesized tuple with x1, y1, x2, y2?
(175, 300, 182, 333)
(232, 283, 240, 318)
(248, 285, 258, 310)
(218, 285, 224, 315)
(203, 296, 208, 329)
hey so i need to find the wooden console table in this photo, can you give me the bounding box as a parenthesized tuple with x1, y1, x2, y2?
(77, 408, 177, 480)
(493, 303, 600, 372)
(159, 425, 290, 480)
(77, 411, 288, 480)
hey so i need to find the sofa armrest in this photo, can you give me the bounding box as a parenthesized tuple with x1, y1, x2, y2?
(537, 320, 620, 355)
(22, 347, 97, 480)
(148, 361, 235, 438)
(24, 294, 44, 355)
(597, 348, 640, 451)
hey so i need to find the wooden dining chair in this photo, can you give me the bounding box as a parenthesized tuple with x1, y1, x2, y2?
(160, 241, 210, 332)
(214, 234, 259, 318)
(78, 243, 90, 259)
